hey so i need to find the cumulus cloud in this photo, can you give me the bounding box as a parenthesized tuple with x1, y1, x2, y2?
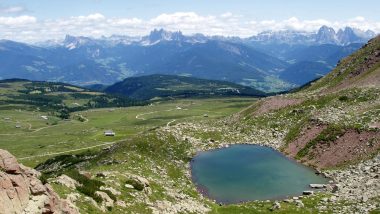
(0, 15, 36, 25)
(0, 12, 379, 43)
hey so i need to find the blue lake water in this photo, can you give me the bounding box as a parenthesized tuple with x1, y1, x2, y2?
(191, 144, 329, 204)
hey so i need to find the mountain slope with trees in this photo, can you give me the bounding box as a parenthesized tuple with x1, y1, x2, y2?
(104, 74, 266, 100)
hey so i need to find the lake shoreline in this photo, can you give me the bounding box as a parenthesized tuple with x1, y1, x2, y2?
(189, 144, 331, 204)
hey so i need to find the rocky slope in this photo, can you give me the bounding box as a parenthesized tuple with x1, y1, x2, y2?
(235, 36, 380, 169)
(153, 35, 380, 212)
(0, 149, 78, 214)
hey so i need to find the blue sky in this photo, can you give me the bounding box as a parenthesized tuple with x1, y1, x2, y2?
(1, 0, 379, 20)
(0, 0, 379, 42)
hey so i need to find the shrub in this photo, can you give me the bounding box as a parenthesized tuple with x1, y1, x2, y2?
(102, 190, 117, 201)
(66, 170, 105, 202)
(125, 179, 144, 191)
(39, 173, 50, 184)
(338, 95, 349, 102)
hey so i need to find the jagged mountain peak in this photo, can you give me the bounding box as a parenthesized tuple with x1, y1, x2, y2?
(316, 25, 337, 44)
(63, 35, 98, 50)
(317, 25, 336, 35)
(249, 25, 375, 45)
(141, 28, 185, 45)
(337, 27, 362, 45)
(140, 28, 210, 46)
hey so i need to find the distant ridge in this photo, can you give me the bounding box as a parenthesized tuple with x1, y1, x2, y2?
(306, 35, 380, 92)
(104, 74, 266, 100)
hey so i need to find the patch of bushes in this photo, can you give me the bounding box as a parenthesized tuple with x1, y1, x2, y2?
(66, 170, 117, 203)
(125, 179, 144, 191)
(38, 166, 117, 203)
(57, 108, 70, 119)
(35, 153, 95, 173)
(39, 173, 50, 184)
(338, 95, 349, 102)
(77, 116, 86, 122)
(102, 190, 117, 201)
(296, 124, 346, 159)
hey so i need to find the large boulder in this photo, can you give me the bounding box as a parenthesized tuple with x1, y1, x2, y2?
(0, 149, 79, 214)
(53, 174, 80, 189)
(0, 150, 21, 174)
(95, 191, 114, 211)
(125, 175, 151, 194)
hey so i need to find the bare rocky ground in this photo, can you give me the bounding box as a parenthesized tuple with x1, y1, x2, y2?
(0, 149, 78, 214)
(163, 120, 378, 213)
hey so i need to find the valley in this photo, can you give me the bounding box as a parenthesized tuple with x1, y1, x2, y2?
(0, 94, 256, 167)
(0, 0, 379, 211)
(1, 36, 379, 213)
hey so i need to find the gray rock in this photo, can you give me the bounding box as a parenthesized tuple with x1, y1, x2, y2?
(295, 200, 304, 208)
(361, 195, 368, 203)
(125, 184, 134, 189)
(283, 199, 293, 203)
(303, 190, 314, 195)
(270, 201, 281, 211)
(309, 184, 326, 189)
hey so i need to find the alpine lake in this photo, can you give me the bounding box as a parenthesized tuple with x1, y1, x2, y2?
(191, 144, 329, 204)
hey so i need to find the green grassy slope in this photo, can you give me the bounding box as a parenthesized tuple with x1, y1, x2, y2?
(0, 79, 146, 115)
(0, 97, 256, 167)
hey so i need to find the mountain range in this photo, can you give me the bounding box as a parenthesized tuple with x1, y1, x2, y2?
(248, 26, 375, 45)
(55, 26, 376, 47)
(0, 26, 377, 92)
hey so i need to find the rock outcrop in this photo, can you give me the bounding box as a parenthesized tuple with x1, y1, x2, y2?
(0, 149, 78, 214)
(53, 175, 80, 190)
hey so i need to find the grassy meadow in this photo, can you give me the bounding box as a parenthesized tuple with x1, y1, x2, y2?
(0, 97, 256, 167)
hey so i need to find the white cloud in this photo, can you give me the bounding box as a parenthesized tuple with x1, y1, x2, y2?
(150, 12, 215, 26)
(0, 6, 26, 14)
(220, 12, 233, 18)
(0, 15, 36, 25)
(109, 18, 143, 26)
(77, 13, 105, 21)
(0, 12, 379, 43)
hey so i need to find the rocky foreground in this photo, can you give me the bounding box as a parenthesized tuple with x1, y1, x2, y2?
(162, 118, 380, 213)
(0, 149, 78, 214)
